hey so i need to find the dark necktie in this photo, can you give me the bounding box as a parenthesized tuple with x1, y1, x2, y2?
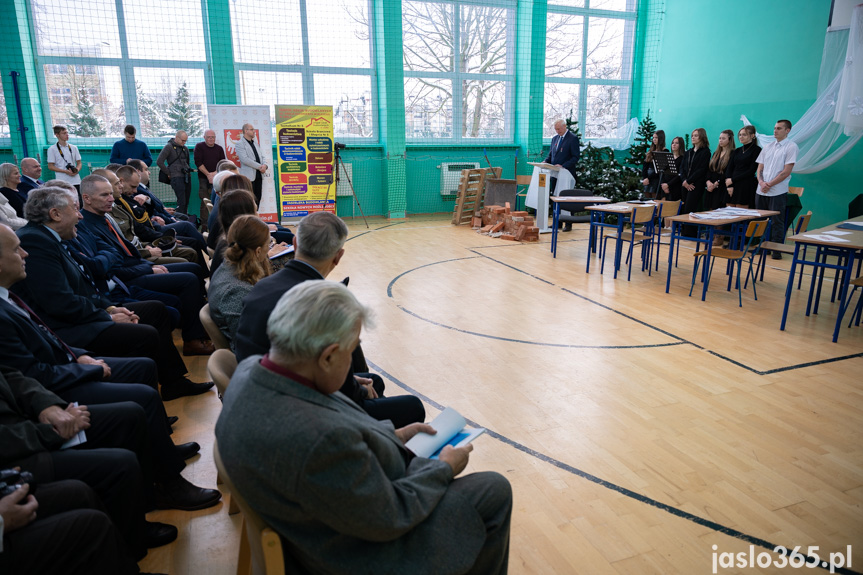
(8, 292, 77, 362)
(248, 138, 260, 164)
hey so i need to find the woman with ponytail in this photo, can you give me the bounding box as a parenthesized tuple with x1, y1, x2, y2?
(208, 214, 273, 349)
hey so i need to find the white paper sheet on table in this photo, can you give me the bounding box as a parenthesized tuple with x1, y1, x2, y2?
(824, 230, 853, 236)
(801, 234, 851, 242)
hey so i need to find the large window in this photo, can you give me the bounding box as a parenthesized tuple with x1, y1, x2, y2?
(230, 0, 376, 141)
(544, 0, 636, 140)
(403, 0, 515, 142)
(29, 0, 210, 141)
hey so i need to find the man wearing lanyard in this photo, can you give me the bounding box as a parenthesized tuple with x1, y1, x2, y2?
(46, 126, 82, 195)
(235, 123, 268, 207)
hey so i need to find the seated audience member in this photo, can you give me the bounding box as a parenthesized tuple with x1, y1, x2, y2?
(114, 167, 208, 275)
(235, 211, 425, 427)
(209, 189, 291, 276)
(218, 281, 511, 575)
(659, 136, 686, 201)
(0, 364, 220, 559)
(641, 130, 666, 199)
(76, 175, 214, 356)
(0, 164, 28, 229)
(13, 188, 212, 399)
(209, 175, 294, 259)
(0, 479, 148, 575)
(116, 165, 207, 251)
(93, 168, 198, 267)
(207, 170, 235, 244)
(725, 125, 761, 208)
(208, 215, 272, 350)
(17, 158, 44, 197)
(126, 158, 190, 225)
(705, 129, 735, 213)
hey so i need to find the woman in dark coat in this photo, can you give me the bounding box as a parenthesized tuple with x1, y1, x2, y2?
(724, 125, 762, 208)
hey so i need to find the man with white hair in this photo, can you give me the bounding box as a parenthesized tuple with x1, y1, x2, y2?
(193, 129, 226, 227)
(217, 280, 512, 575)
(156, 130, 192, 214)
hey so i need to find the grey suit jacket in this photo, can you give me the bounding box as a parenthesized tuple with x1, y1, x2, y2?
(216, 357, 486, 574)
(234, 136, 267, 182)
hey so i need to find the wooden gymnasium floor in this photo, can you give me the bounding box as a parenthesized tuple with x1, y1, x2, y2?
(141, 215, 863, 575)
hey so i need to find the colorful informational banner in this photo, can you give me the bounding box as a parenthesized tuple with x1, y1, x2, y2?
(206, 105, 278, 222)
(274, 105, 335, 221)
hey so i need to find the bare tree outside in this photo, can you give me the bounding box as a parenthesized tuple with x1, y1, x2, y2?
(402, 1, 511, 139)
(544, 12, 630, 138)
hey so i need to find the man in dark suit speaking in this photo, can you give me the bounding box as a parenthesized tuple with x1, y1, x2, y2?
(544, 119, 581, 231)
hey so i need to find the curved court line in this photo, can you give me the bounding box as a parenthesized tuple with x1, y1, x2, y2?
(387, 258, 684, 350)
(368, 359, 861, 575)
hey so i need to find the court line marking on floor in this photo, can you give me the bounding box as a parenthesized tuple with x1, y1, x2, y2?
(467, 249, 862, 374)
(386, 257, 684, 350)
(367, 359, 862, 575)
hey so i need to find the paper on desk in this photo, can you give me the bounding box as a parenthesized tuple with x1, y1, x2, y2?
(801, 234, 850, 242)
(824, 230, 853, 236)
(689, 212, 738, 220)
(839, 221, 863, 229)
(602, 205, 632, 211)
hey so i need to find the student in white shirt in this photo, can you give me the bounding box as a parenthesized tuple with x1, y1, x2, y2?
(46, 125, 82, 192)
(756, 119, 799, 258)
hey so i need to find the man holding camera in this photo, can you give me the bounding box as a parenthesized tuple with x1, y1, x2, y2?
(156, 131, 193, 215)
(46, 126, 82, 194)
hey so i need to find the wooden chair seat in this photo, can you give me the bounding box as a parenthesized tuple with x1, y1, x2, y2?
(694, 247, 745, 259)
(760, 241, 794, 254)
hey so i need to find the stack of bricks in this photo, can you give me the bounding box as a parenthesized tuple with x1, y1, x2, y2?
(472, 202, 540, 242)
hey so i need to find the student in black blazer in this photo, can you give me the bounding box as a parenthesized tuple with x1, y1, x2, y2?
(679, 128, 711, 215)
(725, 125, 762, 208)
(641, 130, 666, 198)
(705, 129, 735, 212)
(659, 136, 686, 201)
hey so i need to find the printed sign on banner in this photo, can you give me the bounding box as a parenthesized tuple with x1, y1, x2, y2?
(274, 105, 335, 222)
(207, 105, 278, 223)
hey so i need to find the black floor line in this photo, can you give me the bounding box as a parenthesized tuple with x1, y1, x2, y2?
(374, 222, 407, 231)
(346, 230, 372, 242)
(367, 359, 861, 575)
(465, 249, 860, 374)
(387, 256, 683, 350)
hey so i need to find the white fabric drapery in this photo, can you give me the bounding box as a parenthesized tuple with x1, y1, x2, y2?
(740, 4, 863, 174)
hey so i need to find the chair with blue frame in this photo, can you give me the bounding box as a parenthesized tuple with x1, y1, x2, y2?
(840, 276, 863, 328)
(600, 205, 656, 280)
(652, 199, 682, 271)
(689, 219, 768, 306)
(755, 210, 812, 285)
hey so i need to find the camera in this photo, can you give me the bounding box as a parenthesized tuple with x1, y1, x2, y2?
(182, 167, 192, 175)
(334, 142, 346, 150)
(0, 468, 36, 499)
(66, 163, 79, 175)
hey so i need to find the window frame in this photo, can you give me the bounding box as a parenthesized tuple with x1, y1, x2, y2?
(544, 0, 637, 143)
(231, 0, 379, 143)
(402, 0, 516, 144)
(27, 0, 214, 147)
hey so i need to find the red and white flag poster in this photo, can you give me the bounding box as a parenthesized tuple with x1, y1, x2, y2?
(207, 105, 278, 222)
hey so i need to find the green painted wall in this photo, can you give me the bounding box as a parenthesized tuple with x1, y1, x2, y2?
(648, 0, 859, 227)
